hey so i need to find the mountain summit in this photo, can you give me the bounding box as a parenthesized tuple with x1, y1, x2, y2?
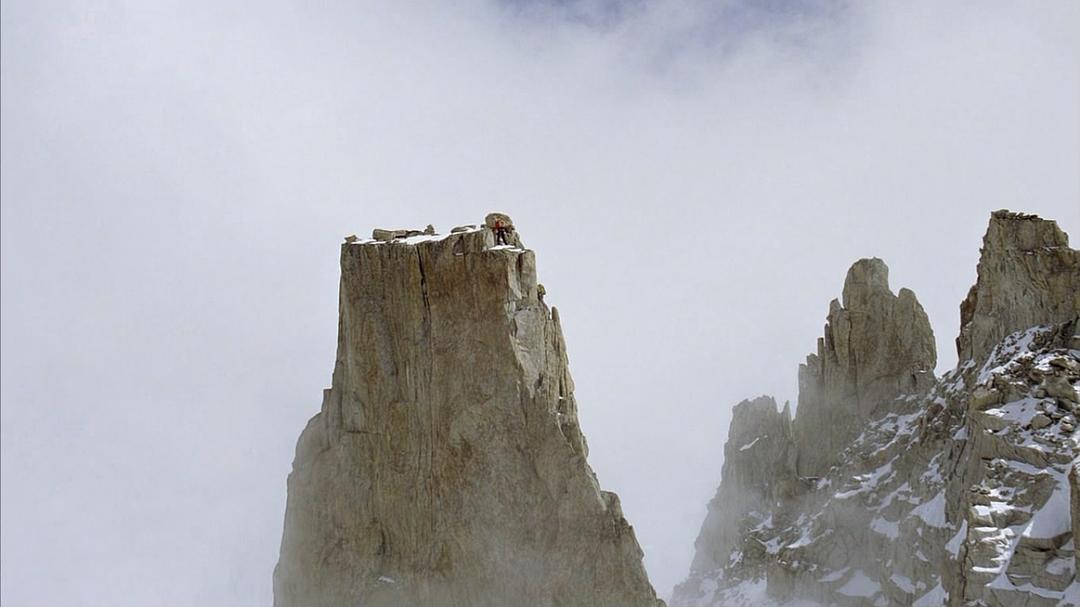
(273, 218, 664, 607)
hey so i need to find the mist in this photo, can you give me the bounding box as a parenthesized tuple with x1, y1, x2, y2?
(2, 1, 1078, 604)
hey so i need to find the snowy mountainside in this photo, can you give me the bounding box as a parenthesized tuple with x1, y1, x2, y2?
(674, 211, 1080, 607)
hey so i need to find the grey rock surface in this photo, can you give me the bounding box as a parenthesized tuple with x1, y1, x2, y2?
(688, 397, 798, 576)
(1072, 463, 1080, 574)
(956, 210, 1080, 366)
(674, 211, 1080, 607)
(793, 257, 937, 478)
(274, 224, 663, 607)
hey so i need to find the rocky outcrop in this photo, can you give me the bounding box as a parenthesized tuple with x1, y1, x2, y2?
(674, 211, 1080, 607)
(951, 322, 1078, 606)
(274, 221, 663, 607)
(956, 210, 1080, 365)
(687, 397, 798, 576)
(793, 257, 937, 477)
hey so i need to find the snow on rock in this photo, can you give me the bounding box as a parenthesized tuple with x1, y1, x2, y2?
(673, 211, 1080, 607)
(837, 570, 879, 598)
(911, 584, 947, 607)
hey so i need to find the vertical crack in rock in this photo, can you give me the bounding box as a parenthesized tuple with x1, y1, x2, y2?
(274, 222, 664, 607)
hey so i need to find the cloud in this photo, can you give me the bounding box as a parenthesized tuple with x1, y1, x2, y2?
(2, 1, 1077, 604)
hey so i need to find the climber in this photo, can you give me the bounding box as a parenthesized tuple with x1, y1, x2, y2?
(493, 219, 510, 246)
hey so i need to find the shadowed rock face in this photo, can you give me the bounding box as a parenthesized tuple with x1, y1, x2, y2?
(674, 211, 1080, 607)
(273, 226, 663, 607)
(793, 257, 937, 478)
(956, 210, 1080, 365)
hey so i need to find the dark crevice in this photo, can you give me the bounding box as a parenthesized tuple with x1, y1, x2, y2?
(414, 247, 439, 568)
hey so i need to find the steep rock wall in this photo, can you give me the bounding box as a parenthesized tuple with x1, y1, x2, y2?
(794, 258, 937, 477)
(274, 225, 663, 607)
(957, 210, 1080, 365)
(688, 397, 798, 576)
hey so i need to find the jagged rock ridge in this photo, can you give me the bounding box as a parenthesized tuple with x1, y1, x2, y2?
(689, 396, 798, 576)
(958, 210, 1080, 365)
(674, 210, 1080, 607)
(274, 221, 664, 607)
(794, 257, 937, 478)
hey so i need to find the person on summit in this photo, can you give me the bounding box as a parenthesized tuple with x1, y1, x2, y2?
(493, 219, 511, 246)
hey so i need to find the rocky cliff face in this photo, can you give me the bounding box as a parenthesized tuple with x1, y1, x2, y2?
(793, 258, 937, 478)
(689, 397, 798, 575)
(274, 223, 663, 607)
(674, 211, 1080, 607)
(957, 210, 1080, 365)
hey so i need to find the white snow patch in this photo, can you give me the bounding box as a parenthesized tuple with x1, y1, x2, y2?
(911, 583, 947, 607)
(761, 536, 784, 555)
(739, 437, 761, 452)
(837, 458, 898, 499)
(891, 574, 917, 594)
(699, 576, 825, 607)
(836, 570, 879, 598)
(946, 521, 967, 557)
(819, 567, 850, 583)
(1023, 468, 1072, 540)
(978, 327, 1044, 385)
(912, 491, 948, 528)
(983, 396, 1042, 427)
(870, 516, 900, 539)
(879, 482, 916, 509)
(751, 513, 774, 532)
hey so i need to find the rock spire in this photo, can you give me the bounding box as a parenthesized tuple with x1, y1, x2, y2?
(274, 220, 663, 607)
(956, 210, 1080, 364)
(793, 257, 937, 477)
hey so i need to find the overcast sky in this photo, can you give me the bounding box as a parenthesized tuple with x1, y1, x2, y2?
(2, 1, 1078, 605)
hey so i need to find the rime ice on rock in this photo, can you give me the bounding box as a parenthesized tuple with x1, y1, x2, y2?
(274, 219, 664, 607)
(675, 211, 1080, 607)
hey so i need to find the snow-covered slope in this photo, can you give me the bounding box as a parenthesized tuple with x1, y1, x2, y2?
(674, 211, 1080, 607)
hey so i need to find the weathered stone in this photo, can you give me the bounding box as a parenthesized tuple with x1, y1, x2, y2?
(956, 210, 1080, 365)
(685, 397, 796, 575)
(792, 258, 937, 477)
(1049, 356, 1080, 373)
(1044, 375, 1079, 404)
(484, 212, 514, 229)
(274, 222, 663, 607)
(371, 228, 406, 242)
(971, 386, 1002, 409)
(1030, 413, 1052, 429)
(344, 234, 359, 244)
